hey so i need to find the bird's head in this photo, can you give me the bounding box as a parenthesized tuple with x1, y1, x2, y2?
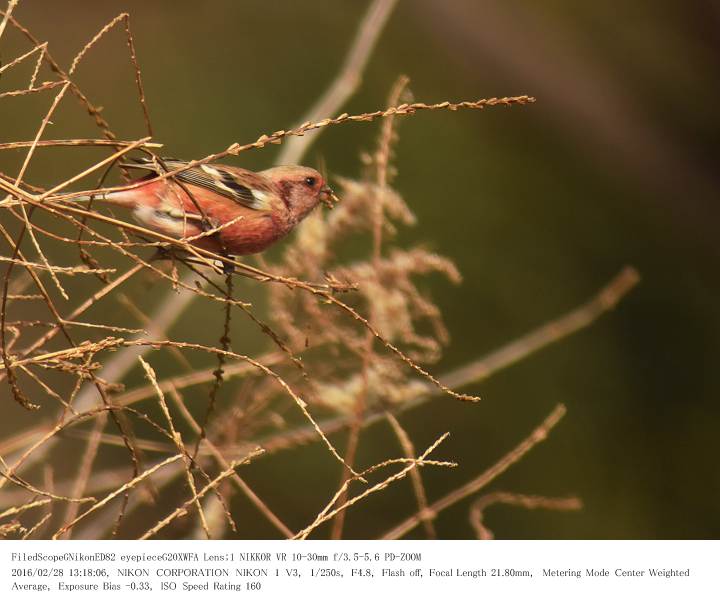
(261, 165, 338, 222)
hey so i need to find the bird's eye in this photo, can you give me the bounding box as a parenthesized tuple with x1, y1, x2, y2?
(304, 176, 317, 187)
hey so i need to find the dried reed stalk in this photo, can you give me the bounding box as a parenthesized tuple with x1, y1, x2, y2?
(0, 1, 634, 541)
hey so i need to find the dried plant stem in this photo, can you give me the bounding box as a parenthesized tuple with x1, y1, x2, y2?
(70, 285, 198, 414)
(22, 512, 51, 539)
(60, 413, 108, 538)
(0, 9, 119, 141)
(0, 79, 65, 99)
(330, 76, 410, 539)
(22, 266, 636, 461)
(27, 41, 44, 88)
(0, 4, 611, 541)
(167, 386, 292, 538)
(469, 491, 582, 539)
(48, 95, 536, 205)
(1, 407, 119, 490)
(439, 267, 640, 390)
(69, 13, 125, 75)
(0, 40, 45, 75)
(0, 0, 18, 42)
(10, 81, 72, 300)
(0, 449, 94, 504)
(130, 340, 360, 477)
(19, 264, 144, 360)
(277, 0, 399, 165)
(112, 352, 285, 407)
(52, 454, 184, 539)
(110, 258, 629, 414)
(138, 450, 263, 540)
(0, 266, 637, 488)
(294, 433, 452, 540)
(140, 358, 211, 539)
(385, 412, 436, 538)
(0, 497, 51, 520)
(0, 139, 162, 151)
(192, 273, 233, 461)
(0, 224, 75, 410)
(272, 266, 639, 452)
(380, 404, 567, 539)
(2, 183, 484, 403)
(0, 256, 115, 274)
(42, 137, 151, 198)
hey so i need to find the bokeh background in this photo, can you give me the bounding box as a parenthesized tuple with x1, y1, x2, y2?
(1, 0, 719, 539)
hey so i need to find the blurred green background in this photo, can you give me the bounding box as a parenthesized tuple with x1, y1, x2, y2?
(1, 0, 719, 539)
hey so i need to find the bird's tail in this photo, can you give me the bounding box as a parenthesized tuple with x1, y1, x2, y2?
(69, 193, 106, 204)
(68, 190, 137, 208)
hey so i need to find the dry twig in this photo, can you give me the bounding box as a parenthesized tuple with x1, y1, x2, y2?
(0, 3, 624, 541)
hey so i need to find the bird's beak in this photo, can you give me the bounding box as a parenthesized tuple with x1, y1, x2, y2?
(319, 185, 339, 210)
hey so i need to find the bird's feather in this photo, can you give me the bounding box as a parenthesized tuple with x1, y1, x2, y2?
(120, 157, 274, 211)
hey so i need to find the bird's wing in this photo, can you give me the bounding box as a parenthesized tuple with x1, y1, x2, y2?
(120, 157, 274, 211)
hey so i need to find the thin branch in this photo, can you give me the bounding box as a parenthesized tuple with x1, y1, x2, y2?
(469, 491, 582, 539)
(0, 139, 162, 151)
(239, 266, 640, 456)
(439, 267, 640, 390)
(169, 386, 292, 537)
(0, 0, 19, 42)
(380, 404, 567, 539)
(277, 0, 400, 165)
(138, 450, 263, 540)
(294, 433, 453, 540)
(59, 413, 108, 539)
(385, 412, 436, 538)
(0, 497, 51, 520)
(0, 41, 45, 75)
(51, 454, 184, 539)
(47, 95, 536, 204)
(139, 358, 210, 539)
(0, 267, 637, 495)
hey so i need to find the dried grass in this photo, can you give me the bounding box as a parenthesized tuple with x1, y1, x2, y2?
(0, 0, 637, 540)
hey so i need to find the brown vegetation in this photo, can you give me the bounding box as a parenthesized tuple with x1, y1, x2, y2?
(0, 0, 637, 539)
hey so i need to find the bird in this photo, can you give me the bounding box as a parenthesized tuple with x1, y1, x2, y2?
(73, 157, 338, 256)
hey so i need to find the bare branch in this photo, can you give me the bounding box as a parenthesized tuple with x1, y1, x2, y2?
(277, 0, 400, 165)
(380, 404, 567, 539)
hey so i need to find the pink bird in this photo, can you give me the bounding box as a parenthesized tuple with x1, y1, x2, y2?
(77, 157, 337, 255)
